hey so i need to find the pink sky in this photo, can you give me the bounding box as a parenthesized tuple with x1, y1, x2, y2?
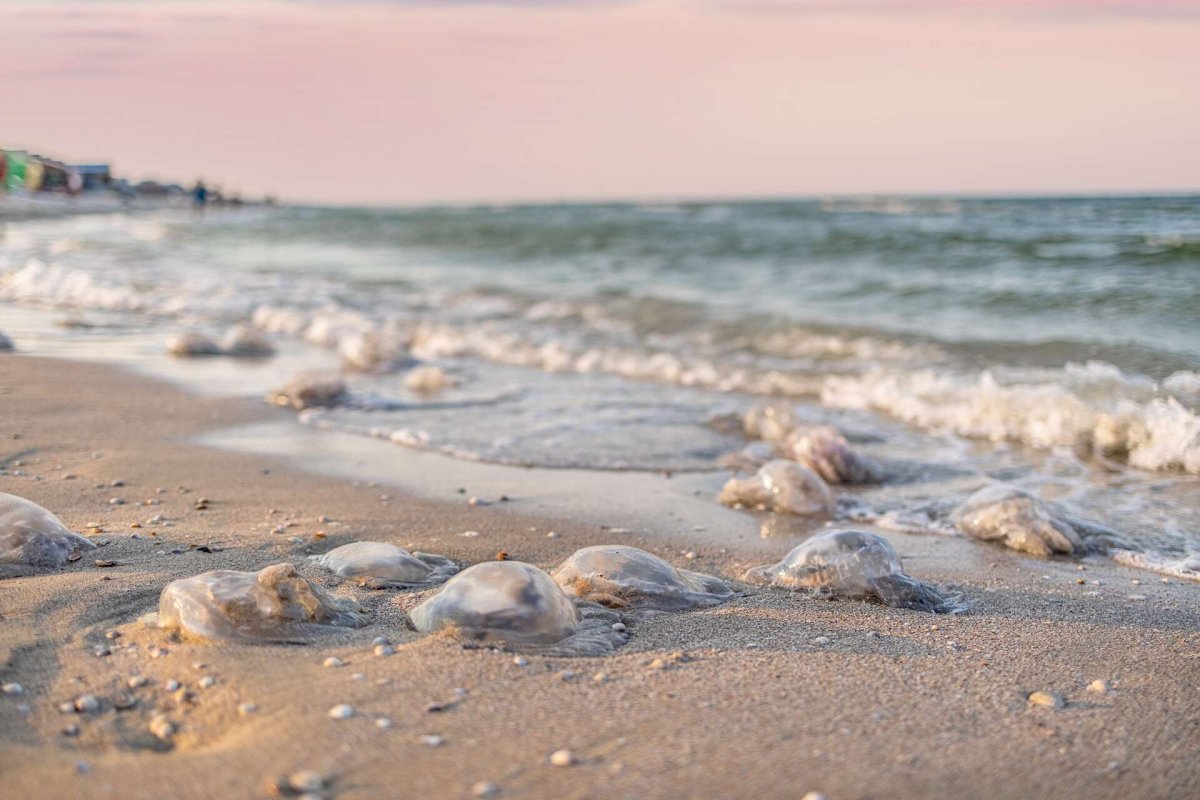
(3, 0, 1198, 204)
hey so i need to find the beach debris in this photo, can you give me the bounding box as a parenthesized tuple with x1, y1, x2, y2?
(267, 374, 349, 410)
(311, 541, 457, 589)
(155, 563, 370, 642)
(551, 545, 733, 611)
(548, 749, 576, 767)
(405, 364, 456, 393)
(411, 561, 626, 655)
(1027, 690, 1065, 709)
(219, 324, 275, 357)
(744, 529, 967, 613)
(166, 331, 222, 357)
(1, 492, 97, 568)
(718, 460, 835, 515)
(951, 485, 1083, 556)
(327, 704, 354, 720)
(778, 426, 883, 484)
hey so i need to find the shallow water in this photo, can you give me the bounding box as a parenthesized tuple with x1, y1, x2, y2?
(2, 197, 1198, 576)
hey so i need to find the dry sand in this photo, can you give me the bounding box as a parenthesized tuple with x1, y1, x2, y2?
(1, 355, 1198, 799)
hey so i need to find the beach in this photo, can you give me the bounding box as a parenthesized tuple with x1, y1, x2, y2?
(2, 354, 1198, 799)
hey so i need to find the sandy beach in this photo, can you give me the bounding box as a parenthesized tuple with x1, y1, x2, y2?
(1, 354, 1198, 800)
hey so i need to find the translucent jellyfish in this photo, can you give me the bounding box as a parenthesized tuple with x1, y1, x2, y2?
(744, 530, 965, 613)
(778, 426, 882, 484)
(0, 492, 95, 568)
(718, 459, 835, 515)
(156, 563, 370, 642)
(166, 331, 221, 357)
(551, 545, 733, 611)
(716, 441, 777, 472)
(950, 485, 1083, 556)
(312, 541, 458, 589)
(742, 402, 798, 442)
(409, 561, 625, 655)
(404, 365, 456, 393)
(220, 324, 275, 357)
(267, 374, 348, 410)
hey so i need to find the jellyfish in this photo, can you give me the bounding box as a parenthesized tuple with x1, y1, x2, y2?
(1, 492, 95, 568)
(950, 485, 1083, 557)
(718, 459, 835, 515)
(778, 426, 882, 484)
(166, 331, 221, 357)
(156, 563, 369, 642)
(744, 529, 965, 613)
(312, 541, 458, 589)
(220, 324, 275, 357)
(551, 545, 733, 611)
(267, 374, 348, 410)
(742, 402, 798, 442)
(716, 441, 778, 472)
(404, 365, 456, 393)
(409, 561, 624, 655)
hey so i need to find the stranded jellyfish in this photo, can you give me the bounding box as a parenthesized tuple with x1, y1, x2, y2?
(404, 365, 456, 393)
(718, 459, 835, 516)
(778, 426, 882, 484)
(551, 545, 733, 611)
(166, 331, 221, 357)
(267, 374, 349, 410)
(951, 485, 1083, 556)
(156, 563, 369, 642)
(745, 529, 965, 613)
(312, 541, 458, 589)
(409, 561, 624, 655)
(220, 324, 275, 357)
(742, 402, 798, 442)
(0, 492, 95, 568)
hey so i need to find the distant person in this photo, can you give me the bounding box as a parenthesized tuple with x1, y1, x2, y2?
(192, 180, 208, 214)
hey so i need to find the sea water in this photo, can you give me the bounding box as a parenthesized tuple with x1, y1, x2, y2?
(1, 196, 1197, 575)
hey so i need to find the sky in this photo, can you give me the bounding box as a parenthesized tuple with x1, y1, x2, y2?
(2, 0, 1199, 204)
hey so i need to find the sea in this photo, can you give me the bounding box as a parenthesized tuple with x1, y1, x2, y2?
(2, 195, 1198, 577)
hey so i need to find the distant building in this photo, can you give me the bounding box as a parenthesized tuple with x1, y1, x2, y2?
(72, 164, 112, 192)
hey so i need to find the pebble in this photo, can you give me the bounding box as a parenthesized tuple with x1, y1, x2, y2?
(2, 683, 23, 696)
(74, 694, 100, 713)
(109, 497, 125, 506)
(545, 531, 557, 538)
(592, 672, 609, 684)
(800, 793, 827, 800)
(288, 771, 325, 793)
(472, 781, 499, 798)
(612, 622, 627, 633)
(198, 676, 216, 689)
(62, 723, 81, 737)
(1087, 679, 1110, 694)
(422, 734, 446, 747)
(165, 680, 182, 692)
(549, 749, 576, 767)
(812, 636, 832, 646)
(375, 717, 393, 730)
(323, 657, 346, 668)
(328, 704, 354, 720)
(512, 656, 528, 667)
(371, 636, 391, 646)
(1028, 690, 1065, 709)
(374, 644, 395, 657)
(127, 676, 148, 689)
(238, 702, 258, 716)
(149, 713, 176, 740)
(351, 673, 366, 682)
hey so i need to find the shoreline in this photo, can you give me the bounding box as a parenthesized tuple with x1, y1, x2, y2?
(2, 355, 1199, 799)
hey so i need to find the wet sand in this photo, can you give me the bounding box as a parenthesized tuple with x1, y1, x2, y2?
(1, 355, 1198, 799)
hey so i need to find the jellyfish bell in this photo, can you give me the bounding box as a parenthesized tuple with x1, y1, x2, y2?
(267, 374, 348, 410)
(951, 485, 1083, 557)
(312, 541, 457, 589)
(166, 331, 221, 357)
(779, 426, 882, 484)
(220, 324, 275, 358)
(742, 402, 798, 442)
(551, 545, 733, 611)
(1, 492, 96, 569)
(718, 459, 835, 516)
(744, 529, 965, 614)
(156, 563, 369, 642)
(409, 561, 625, 656)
